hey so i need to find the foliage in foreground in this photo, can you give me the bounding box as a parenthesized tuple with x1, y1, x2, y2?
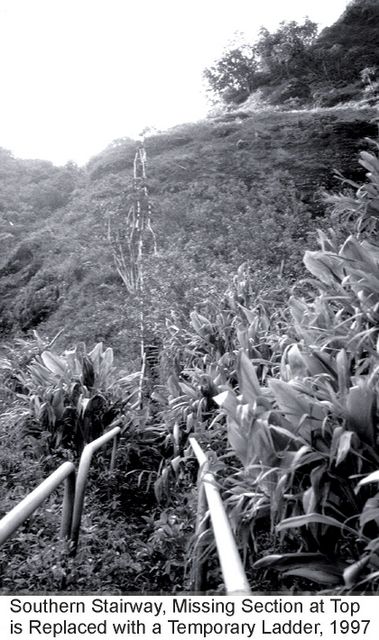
(0, 333, 194, 592)
(0, 338, 139, 456)
(159, 145, 379, 592)
(1, 145, 379, 594)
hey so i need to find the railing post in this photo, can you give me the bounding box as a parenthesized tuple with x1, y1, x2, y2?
(193, 476, 209, 591)
(109, 431, 119, 473)
(60, 468, 76, 539)
(70, 426, 121, 553)
(0, 462, 75, 547)
(70, 447, 92, 552)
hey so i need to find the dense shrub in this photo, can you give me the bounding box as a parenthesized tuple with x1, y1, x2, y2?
(157, 146, 379, 592)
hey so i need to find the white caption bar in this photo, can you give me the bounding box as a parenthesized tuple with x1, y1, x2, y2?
(0, 595, 378, 639)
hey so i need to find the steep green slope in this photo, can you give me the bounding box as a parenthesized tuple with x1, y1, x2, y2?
(0, 105, 377, 365)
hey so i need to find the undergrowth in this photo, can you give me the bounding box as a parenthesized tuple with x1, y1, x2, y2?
(1, 144, 379, 594)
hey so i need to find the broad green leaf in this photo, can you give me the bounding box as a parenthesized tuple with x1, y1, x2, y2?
(283, 566, 342, 585)
(88, 342, 103, 373)
(269, 379, 309, 424)
(303, 250, 343, 285)
(287, 344, 308, 378)
(360, 494, 379, 530)
(277, 513, 356, 536)
(82, 356, 95, 388)
(254, 552, 324, 569)
(336, 349, 349, 396)
(238, 350, 260, 406)
(100, 346, 114, 373)
(226, 417, 250, 465)
(357, 470, 379, 488)
(336, 430, 354, 467)
(310, 350, 336, 377)
(303, 487, 315, 514)
(340, 235, 376, 268)
(190, 310, 211, 334)
(254, 554, 343, 584)
(269, 424, 304, 444)
(359, 151, 379, 174)
(214, 389, 238, 421)
(236, 325, 249, 350)
(29, 361, 57, 386)
(269, 379, 324, 435)
(167, 374, 181, 399)
(40, 351, 68, 378)
(289, 295, 308, 325)
(51, 388, 65, 420)
(346, 384, 375, 445)
(171, 455, 182, 474)
(343, 556, 370, 588)
(288, 444, 311, 470)
(179, 382, 197, 399)
(317, 229, 336, 252)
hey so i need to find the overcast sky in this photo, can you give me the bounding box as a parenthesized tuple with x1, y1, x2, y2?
(0, 0, 349, 165)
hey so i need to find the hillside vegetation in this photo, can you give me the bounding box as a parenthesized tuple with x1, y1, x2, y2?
(0, 105, 377, 365)
(1, 0, 379, 595)
(205, 0, 379, 108)
(1, 139, 379, 593)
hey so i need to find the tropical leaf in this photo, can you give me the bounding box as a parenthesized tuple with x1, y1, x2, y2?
(277, 513, 357, 537)
(357, 470, 379, 488)
(269, 379, 324, 436)
(283, 565, 342, 585)
(82, 356, 95, 388)
(88, 342, 103, 374)
(226, 417, 249, 465)
(214, 389, 239, 421)
(343, 556, 370, 588)
(335, 430, 355, 467)
(303, 250, 343, 285)
(100, 347, 114, 381)
(360, 494, 379, 531)
(345, 383, 375, 445)
(254, 553, 344, 585)
(254, 552, 324, 569)
(286, 344, 308, 378)
(237, 350, 261, 406)
(40, 351, 68, 378)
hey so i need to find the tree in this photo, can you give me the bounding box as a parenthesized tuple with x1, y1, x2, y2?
(204, 44, 258, 104)
(203, 19, 318, 104)
(255, 19, 318, 80)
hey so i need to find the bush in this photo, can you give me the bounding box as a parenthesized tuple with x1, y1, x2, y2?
(157, 146, 379, 592)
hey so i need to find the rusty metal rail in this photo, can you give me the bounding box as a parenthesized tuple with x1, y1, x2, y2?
(189, 436, 251, 594)
(0, 461, 75, 546)
(70, 426, 121, 549)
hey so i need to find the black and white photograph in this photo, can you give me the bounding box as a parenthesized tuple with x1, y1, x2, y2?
(0, 0, 379, 603)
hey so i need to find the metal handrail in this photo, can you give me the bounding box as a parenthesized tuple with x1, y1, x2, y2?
(0, 461, 76, 546)
(189, 436, 251, 594)
(70, 426, 121, 549)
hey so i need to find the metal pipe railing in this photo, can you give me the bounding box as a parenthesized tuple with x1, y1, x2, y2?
(70, 426, 121, 550)
(0, 461, 76, 546)
(189, 436, 251, 594)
